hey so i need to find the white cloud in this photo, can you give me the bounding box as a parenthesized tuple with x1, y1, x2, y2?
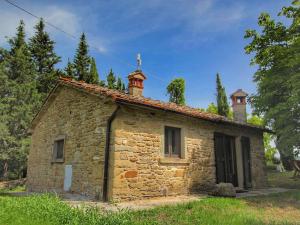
(0, 10, 34, 44)
(0, 0, 246, 52)
(80, 0, 246, 48)
(0, 3, 80, 45)
(88, 36, 108, 53)
(43, 6, 80, 36)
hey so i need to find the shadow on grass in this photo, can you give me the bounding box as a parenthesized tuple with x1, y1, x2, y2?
(244, 190, 300, 209)
(0, 190, 35, 198)
(268, 170, 300, 189)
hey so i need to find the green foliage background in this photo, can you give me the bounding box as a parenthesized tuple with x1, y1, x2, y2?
(166, 78, 186, 105)
(245, 0, 300, 168)
(0, 19, 126, 180)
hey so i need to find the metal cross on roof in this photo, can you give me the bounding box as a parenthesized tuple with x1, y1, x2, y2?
(137, 53, 142, 70)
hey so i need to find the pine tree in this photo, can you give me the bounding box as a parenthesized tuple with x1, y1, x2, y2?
(5, 22, 36, 83)
(74, 33, 90, 81)
(122, 83, 126, 92)
(86, 57, 99, 84)
(8, 20, 26, 55)
(0, 20, 40, 179)
(116, 77, 123, 90)
(106, 69, 116, 89)
(216, 73, 229, 117)
(99, 80, 106, 87)
(64, 58, 75, 78)
(29, 18, 60, 95)
(0, 62, 13, 179)
(166, 78, 185, 105)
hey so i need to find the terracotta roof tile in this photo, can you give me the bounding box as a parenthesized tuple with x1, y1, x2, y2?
(58, 77, 269, 132)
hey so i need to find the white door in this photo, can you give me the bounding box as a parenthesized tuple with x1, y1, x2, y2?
(63, 165, 72, 191)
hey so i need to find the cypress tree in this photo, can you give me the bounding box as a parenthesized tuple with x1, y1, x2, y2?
(106, 69, 116, 89)
(216, 73, 229, 117)
(29, 18, 60, 95)
(74, 33, 90, 81)
(86, 57, 99, 84)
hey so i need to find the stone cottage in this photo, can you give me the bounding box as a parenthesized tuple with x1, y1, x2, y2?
(27, 70, 269, 201)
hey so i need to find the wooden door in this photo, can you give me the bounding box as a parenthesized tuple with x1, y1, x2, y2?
(214, 133, 226, 183)
(214, 133, 238, 186)
(241, 137, 252, 189)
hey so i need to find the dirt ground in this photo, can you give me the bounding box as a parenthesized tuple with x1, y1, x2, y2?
(1, 170, 298, 211)
(63, 187, 293, 211)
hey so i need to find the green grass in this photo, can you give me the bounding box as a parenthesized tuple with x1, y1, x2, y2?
(0, 171, 299, 225)
(0, 184, 26, 193)
(268, 170, 300, 189)
(0, 191, 300, 225)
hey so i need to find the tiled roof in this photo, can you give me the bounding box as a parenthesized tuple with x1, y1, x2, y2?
(230, 89, 248, 97)
(58, 77, 269, 132)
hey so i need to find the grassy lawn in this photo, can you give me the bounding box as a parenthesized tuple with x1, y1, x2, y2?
(0, 171, 299, 225)
(0, 185, 26, 194)
(268, 170, 300, 189)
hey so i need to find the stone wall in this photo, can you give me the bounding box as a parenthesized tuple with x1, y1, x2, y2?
(108, 106, 267, 201)
(27, 85, 267, 201)
(27, 86, 116, 199)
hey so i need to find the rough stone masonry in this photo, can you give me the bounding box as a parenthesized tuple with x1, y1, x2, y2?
(27, 76, 268, 202)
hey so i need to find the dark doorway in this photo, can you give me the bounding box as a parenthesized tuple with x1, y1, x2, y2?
(214, 133, 238, 186)
(241, 136, 252, 189)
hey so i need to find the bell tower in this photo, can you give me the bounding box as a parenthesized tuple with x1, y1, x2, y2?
(230, 89, 248, 123)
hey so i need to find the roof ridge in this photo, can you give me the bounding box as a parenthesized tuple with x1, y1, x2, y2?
(57, 77, 269, 132)
(58, 76, 225, 117)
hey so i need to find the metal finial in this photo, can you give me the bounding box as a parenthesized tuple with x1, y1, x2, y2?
(137, 53, 142, 70)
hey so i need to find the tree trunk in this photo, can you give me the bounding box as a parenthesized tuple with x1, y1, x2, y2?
(280, 154, 294, 171)
(3, 161, 8, 180)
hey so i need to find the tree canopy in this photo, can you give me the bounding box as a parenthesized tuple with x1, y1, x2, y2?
(74, 33, 90, 81)
(104, 69, 125, 92)
(166, 78, 186, 105)
(248, 115, 277, 163)
(0, 20, 40, 179)
(206, 102, 218, 114)
(86, 57, 99, 84)
(29, 18, 61, 96)
(0, 19, 128, 179)
(64, 58, 75, 78)
(106, 69, 117, 89)
(245, 1, 300, 163)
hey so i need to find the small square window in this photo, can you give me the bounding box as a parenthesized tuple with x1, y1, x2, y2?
(53, 139, 64, 162)
(164, 126, 181, 158)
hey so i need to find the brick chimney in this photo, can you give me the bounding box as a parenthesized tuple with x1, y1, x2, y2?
(230, 89, 248, 123)
(128, 70, 146, 96)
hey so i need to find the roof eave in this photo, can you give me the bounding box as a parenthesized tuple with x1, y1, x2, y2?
(115, 99, 271, 133)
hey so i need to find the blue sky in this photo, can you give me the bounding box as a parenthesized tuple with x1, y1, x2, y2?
(0, 0, 289, 110)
